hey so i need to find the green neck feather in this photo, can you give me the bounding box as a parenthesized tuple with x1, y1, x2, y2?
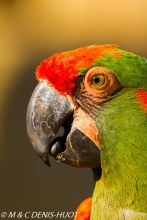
(91, 89, 147, 220)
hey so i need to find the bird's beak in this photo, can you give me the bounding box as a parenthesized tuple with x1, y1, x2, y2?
(26, 80, 101, 168)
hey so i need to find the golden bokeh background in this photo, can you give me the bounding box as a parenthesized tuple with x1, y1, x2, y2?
(0, 0, 147, 218)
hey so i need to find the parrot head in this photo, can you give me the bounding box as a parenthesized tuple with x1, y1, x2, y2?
(27, 44, 147, 219)
(26, 44, 147, 170)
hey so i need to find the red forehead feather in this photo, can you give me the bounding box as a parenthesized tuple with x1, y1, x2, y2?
(36, 44, 118, 96)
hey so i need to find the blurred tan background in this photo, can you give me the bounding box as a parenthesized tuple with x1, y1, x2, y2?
(0, 0, 147, 219)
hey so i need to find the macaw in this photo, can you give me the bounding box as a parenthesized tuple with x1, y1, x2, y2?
(26, 44, 147, 220)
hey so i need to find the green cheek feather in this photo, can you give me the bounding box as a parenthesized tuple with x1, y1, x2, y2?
(91, 89, 147, 219)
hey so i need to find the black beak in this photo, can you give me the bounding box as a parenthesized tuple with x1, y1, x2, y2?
(26, 80, 73, 167)
(27, 80, 101, 168)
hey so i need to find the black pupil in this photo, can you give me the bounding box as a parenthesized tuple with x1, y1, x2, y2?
(93, 76, 100, 84)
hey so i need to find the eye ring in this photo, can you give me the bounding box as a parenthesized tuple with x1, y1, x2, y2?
(84, 66, 122, 95)
(91, 74, 105, 88)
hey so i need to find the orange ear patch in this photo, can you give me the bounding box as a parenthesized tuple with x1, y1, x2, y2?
(136, 89, 147, 112)
(74, 197, 92, 220)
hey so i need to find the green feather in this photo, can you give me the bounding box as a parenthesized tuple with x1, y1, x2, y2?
(76, 47, 147, 219)
(79, 49, 147, 89)
(91, 89, 147, 219)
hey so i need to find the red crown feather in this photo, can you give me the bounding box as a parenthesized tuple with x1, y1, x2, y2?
(36, 45, 119, 96)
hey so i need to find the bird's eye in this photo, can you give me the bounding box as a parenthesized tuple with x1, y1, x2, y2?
(91, 74, 105, 88)
(85, 66, 122, 95)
